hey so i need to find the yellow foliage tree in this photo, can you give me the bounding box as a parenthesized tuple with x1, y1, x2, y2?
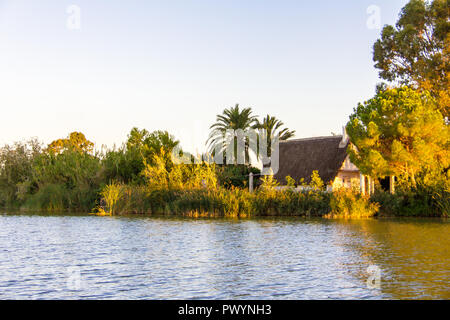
(347, 86, 449, 188)
(47, 132, 94, 154)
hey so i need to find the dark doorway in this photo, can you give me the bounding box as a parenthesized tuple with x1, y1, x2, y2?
(379, 176, 390, 192)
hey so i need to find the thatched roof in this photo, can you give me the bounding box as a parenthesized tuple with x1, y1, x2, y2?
(274, 135, 350, 185)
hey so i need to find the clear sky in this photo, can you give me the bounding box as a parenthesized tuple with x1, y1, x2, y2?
(0, 0, 408, 154)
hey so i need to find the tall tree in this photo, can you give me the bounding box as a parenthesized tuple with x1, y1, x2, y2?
(126, 128, 150, 151)
(346, 86, 449, 188)
(253, 114, 296, 157)
(47, 132, 94, 154)
(207, 104, 257, 164)
(104, 128, 181, 184)
(0, 139, 42, 205)
(373, 0, 449, 117)
(126, 128, 179, 162)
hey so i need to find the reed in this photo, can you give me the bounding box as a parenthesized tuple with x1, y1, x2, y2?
(326, 188, 379, 219)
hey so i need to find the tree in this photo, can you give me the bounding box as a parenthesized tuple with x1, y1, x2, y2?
(253, 114, 295, 158)
(126, 128, 179, 160)
(126, 127, 150, 151)
(102, 146, 143, 184)
(47, 132, 94, 154)
(346, 86, 449, 188)
(103, 128, 151, 184)
(127, 128, 179, 163)
(373, 0, 449, 117)
(0, 139, 42, 206)
(145, 130, 180, 162)
(103, 128, 181, 184)
(207, 104, 257, 164)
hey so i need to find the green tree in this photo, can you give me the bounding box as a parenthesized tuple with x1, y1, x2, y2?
(126, 128, 179, 164)
(102, 147, 137, 184)
(373, 0, 449, 117)
(126, 127, 150, 151)
(253, 114, 295, 158)
(207, 104, 257, 164)
(30, 148, 103, 210)
(0, 139, 42, 206)
(145, 130, 180, 164)
(104, 128, 181, 184)
(346, 86, 449, 188)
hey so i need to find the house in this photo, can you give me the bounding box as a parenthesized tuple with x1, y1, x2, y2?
(274, 129, 369, 192)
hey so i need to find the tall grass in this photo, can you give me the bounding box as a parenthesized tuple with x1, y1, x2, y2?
(100, 184, 332, 218)
(23, 184, 69, 211)
(327, 188, 379, 219)
(100, 182, 123, 215)
(95, 160, 377, 218)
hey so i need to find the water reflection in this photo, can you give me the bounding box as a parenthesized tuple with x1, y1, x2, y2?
(330, 219, 450, 299)
(0, 213, 448, 299)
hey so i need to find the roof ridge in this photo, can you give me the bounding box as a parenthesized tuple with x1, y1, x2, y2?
(281, 135, 343, 143)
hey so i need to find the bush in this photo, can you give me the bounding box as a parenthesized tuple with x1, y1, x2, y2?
(23, 184, 69, 211)
(216, 164, 260, 189)
(328, 188, 379, 218)
(370, 189, 447, 217)
(100, 182, 124, 215)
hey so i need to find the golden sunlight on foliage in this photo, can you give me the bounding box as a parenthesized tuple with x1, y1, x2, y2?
(347, 86, 449, 188)
(100, 182, 123, 215)
(143, 150, 218, 190)
(47, 132, 94, 155)
(327, 188, 379, 219)
(310, 170, 324, 190)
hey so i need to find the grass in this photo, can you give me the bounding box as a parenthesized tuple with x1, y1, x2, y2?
(326, 188, 379, 218)
(97, 184, 337, 218)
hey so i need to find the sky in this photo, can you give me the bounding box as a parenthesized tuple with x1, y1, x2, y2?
(0, 0, 408, 154)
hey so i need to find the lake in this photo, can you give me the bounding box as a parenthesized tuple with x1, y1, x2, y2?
(0, 213, 448, 300)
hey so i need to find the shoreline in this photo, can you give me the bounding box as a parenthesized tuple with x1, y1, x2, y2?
(2, 208, 447, 220)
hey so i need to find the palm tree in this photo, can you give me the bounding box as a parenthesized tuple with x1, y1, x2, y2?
(253, 115, 295, 169)
(207, 104, 257, 165)
(254, 115, 295, 143)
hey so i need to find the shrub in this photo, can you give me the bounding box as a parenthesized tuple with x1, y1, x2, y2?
(370, 188, 446, 217)
(328, 188, 379, 218)
(285, 175, 296, 187)
(216, 164, 260, 189)
(100, 182, 124, 215)
(310, 170, 324, 190)
(23, 184, 69, 211)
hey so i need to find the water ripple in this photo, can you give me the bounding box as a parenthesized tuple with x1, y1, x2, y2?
(0, 214, 448, 299)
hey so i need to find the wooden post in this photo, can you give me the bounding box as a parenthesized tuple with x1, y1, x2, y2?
(367, 177, 373, 195)
(390, 176, 395, 194)
(249, 172, 254, 193)
(371, 178, 375, 194)
(360, 173, 366, 195)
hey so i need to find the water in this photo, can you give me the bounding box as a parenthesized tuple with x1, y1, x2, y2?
(0, 213, 448, 300)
